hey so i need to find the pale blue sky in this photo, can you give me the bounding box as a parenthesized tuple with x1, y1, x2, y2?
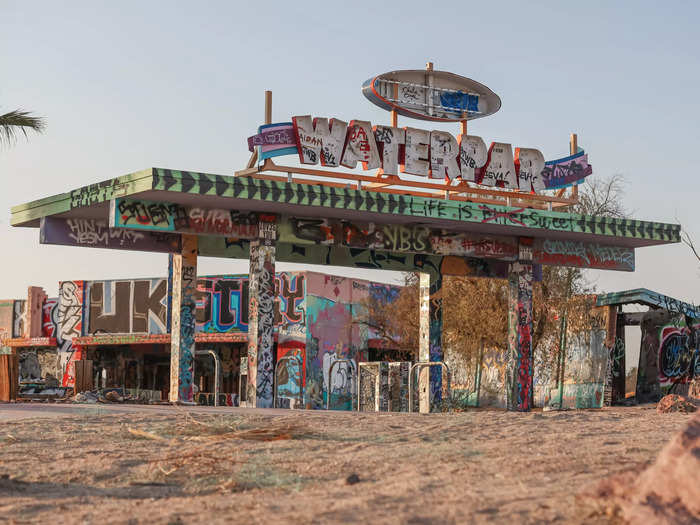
(1, 0, 699, 302)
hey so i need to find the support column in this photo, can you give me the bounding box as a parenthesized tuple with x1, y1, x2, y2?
(418, 272, 443, 413)
(169, 234, 198, 403)
(603, 305, 618, 407)
(247, 217, 276, 408)
(507, 240, 534, 411)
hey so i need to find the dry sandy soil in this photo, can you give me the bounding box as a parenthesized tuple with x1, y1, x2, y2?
(0, 404, 693, 524)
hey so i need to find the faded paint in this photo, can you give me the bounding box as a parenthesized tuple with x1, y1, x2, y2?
(169, 235, 198, 403)
(247, 219, 276, 408)
(87, 279, 168, 335)
(637, 310, 700, 401)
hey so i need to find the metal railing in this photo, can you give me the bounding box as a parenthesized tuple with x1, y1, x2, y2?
(326, 359, 356, 410)
(356, 361, 385, 412)
(273, 355, 303, 409)
(408, 361, 451, 413)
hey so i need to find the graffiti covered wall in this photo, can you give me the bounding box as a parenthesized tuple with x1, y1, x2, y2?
(304, 274, 373, 409)
(638, 310, 700, 401)
(86, 279, 168, 334)
(195, 273, 305, 340)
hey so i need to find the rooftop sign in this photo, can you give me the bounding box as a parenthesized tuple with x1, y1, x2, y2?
(247, 119, 592, 194)
(246, 67, 593, 197)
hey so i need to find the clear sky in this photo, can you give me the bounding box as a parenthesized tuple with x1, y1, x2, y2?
(2, 0, 699, 303)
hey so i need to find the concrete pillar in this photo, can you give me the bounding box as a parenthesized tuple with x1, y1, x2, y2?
(507, 240, 534, 411)
(603, 305, 618, 407)
(247, 217, 277, 408)
(418, 272, 443, 413)
(169, 234, 198, 403)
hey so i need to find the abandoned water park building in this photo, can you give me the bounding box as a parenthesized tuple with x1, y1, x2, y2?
(3, 67, 691, 411)
(2, 267, 698, 410)
(0, 271, 405, 409)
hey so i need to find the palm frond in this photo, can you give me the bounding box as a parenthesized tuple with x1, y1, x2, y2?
(0, 109, 46, 145)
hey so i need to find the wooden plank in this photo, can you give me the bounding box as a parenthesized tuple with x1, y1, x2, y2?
(0, 354, 19, 402)
(74, 360, 94, 393)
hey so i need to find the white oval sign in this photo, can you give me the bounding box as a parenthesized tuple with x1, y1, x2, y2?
(362, 69, 501, 122)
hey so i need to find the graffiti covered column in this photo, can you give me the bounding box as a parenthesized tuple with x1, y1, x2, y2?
(169, 234, 198, 403)
(418, 272, 443, 413)
(247, 216, 277, 408)
(507, 240, 534, 411)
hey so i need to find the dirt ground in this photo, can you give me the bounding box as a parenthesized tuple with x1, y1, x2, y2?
(0, 404, 692, 524)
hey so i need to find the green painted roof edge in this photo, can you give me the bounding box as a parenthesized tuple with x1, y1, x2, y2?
(10, 167, 682, 245)
(150, 168, 681, 243)
(596, 288, 700, 318)
(10, 168, 154, 226)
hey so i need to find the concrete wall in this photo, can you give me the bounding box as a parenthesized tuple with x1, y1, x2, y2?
(637, 310, 700, 401)
(6, 272, 401, 405)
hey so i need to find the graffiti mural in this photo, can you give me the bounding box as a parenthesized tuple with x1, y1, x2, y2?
(278, 216, 634, 271)
(304, 274, 367, 410)
(195, 273, 305, 339)
(40, 216, 181, 253)
(638, 310, 700, 401)
(534, 239, 634, 271)
(42, 298, 59, 338)
(110, 198, 259, 238)
(276, 272, 306, 341)
(169, 236, 198, 403)
(196, 277, 250, 333)
(276, 343, 304, 400)
(57, 281, 85, 388)
(559, 330, 607, 409)
(87, 279, 168, 334)
(12, 300, 26, 338)
(247, 219, 276, 408)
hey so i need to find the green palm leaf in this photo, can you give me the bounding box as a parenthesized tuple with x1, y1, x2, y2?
(0, 109, 46, 145)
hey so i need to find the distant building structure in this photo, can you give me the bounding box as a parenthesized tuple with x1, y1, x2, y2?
(0, 272, 402, 408)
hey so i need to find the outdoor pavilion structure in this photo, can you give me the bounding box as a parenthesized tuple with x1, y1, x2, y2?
(10, 159, 681, 412)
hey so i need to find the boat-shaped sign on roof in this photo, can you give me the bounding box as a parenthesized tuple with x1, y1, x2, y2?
(362, 68, 501, 122)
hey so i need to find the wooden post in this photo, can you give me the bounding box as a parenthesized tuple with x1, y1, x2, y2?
(570, 133, 578, 201)
(391, 83, 398, 127)
(265, 90, 272, 125)
(425, 62, 434, 119)
(74, 360, 94, 393)
(169, 235, 198, 403)
(0, 353, 19, 402)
